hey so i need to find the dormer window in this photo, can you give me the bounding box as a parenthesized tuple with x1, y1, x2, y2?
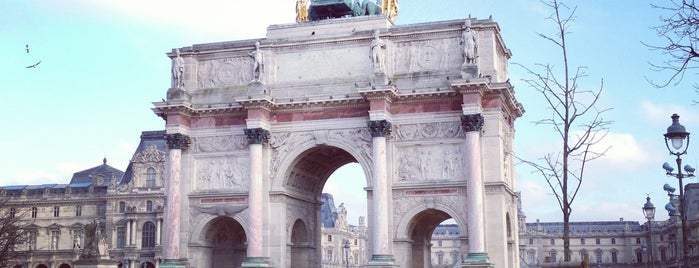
(146, 167, 157, 187)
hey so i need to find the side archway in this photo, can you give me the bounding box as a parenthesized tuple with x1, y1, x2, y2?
(198, 216, 248, 267)
(290, 219, 313, 267)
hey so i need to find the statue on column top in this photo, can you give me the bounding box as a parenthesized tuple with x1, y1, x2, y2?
(370, 30, 386, 75)
(462, 21, 478, 65)
(249, 41, 265, 83)
(171, 48, 185, 88)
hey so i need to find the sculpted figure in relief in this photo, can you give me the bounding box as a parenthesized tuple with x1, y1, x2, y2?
(172, 48, 185, 88)
(462, 21, 478, 65)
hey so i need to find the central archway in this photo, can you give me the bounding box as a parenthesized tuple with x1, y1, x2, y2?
(282, 144, 366, 267)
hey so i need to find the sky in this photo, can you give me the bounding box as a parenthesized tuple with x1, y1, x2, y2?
(1, 0, 698, 226)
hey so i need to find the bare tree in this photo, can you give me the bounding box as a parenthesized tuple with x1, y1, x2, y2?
(0, 198, 29, 268)
(516, 0, 612, 262)
(645, 0, 698, 90)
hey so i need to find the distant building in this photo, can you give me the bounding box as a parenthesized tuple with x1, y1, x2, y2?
(1, 131, 166, 268)
(319, 193, 368, 268)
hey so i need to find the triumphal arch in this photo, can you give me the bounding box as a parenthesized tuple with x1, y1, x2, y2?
(153, 13, 523, 268)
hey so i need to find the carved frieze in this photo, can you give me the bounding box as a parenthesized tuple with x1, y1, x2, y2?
(191, 135, 248, 153)
(197, 58, 253, 89)
(392, 122, 464, 141)
(195, 157, 249, 191)
(132, 145, 166, 163)
(394, 39, 461, 73)
(395, 144, 463, 181)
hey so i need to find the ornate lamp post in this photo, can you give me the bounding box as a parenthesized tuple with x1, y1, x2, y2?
(643, 196, 656, 268)
(662, 113, 695, 268)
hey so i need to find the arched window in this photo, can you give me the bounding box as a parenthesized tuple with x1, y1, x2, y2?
(142, 221, 156, 248)
(146, 167, 156, 187)
(146, 200, 153, 212)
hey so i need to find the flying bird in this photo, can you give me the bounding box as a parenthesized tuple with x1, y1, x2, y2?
(25, 44, 29, 53)
(25, 60, 41, 68)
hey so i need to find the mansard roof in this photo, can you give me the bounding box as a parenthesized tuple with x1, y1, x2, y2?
(320, 193, 338, 228)
(433, 224, 460, 235)
(69, 158, 124, 185)
(525, 220, 644, 234)
(120, 130, 167, 185)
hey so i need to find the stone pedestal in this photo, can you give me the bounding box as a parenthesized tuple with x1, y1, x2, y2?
(160, 259, 188, 268)
(365, 254, 397, 267)
(166, 87, 191, 102)
(74, 258, 120, 268)
(241, 257, 272, 267)
(461, 252, 494, 268)
(461, 63, 478, 79)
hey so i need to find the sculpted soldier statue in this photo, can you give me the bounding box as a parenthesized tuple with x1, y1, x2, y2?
(370, 30, 386, 74)
(249, 41, 265, 82)
(462, 21, 477, 65)
(171, 48, 185, 88)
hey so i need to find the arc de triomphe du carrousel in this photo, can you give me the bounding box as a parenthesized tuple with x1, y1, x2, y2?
(152, 2, 523, 267)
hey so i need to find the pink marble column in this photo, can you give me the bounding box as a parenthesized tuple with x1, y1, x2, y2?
(461, 114, 490, 263)
(368, 120, 394, 263)
(243, 128, 269, 266)
(163, 133, 190, 261)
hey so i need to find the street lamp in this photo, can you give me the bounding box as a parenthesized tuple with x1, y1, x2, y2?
(662, 113, 695, 268)
(643, 196, 656, 268)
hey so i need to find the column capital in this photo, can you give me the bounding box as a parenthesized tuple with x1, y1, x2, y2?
(368, 120, 392, 138)
(244, 128, 270, 145)
(166, 133, 191, 150)
(461, 114, 484, 132)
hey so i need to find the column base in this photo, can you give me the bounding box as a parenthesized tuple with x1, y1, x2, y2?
(241, 257, 272, 267)
(365, 254, 396, 267)
(159, 259, 188, 268)
(461, 252, 493, 268)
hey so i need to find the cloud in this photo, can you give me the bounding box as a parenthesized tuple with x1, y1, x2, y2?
(640, 101, 698, 125)
(587, 132, 653, 171)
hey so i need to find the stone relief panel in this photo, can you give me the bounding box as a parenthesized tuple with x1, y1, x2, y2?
(393, 38, 462, 74)
(197, 58, 253, 89)
(194, 156, 249, 191)
(191, 135, 248, 153)
(392, 122, 464, 141)
(395, 144, 463, 181)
